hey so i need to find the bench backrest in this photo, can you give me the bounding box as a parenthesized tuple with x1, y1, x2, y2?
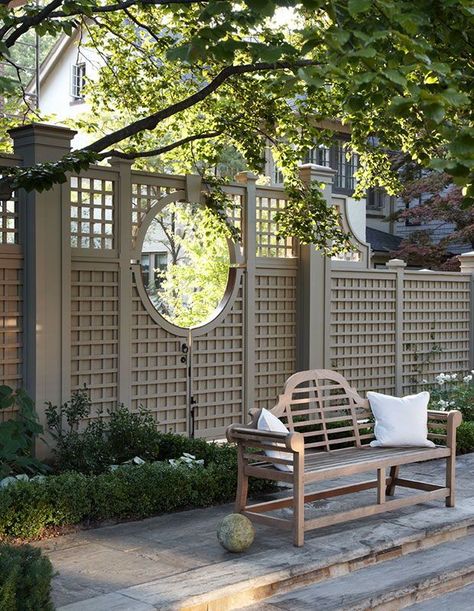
(270, 369, 374, 451)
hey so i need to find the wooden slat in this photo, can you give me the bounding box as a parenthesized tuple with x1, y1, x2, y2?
(244, 453, 294, 467)
(304, 448, 451, 483)
(245, 464, 294, 483)
(245, 480, 383, 515)
(303, 488, 450, 531)
(428, 433, 448, 442)
(243, 511, 293, 530)
(394, 478, 446, 492)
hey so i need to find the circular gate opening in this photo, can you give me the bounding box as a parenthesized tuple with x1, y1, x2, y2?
(140, 202, 232, 329)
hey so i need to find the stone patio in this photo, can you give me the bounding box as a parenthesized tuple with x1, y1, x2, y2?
(36, 454, 474, 610)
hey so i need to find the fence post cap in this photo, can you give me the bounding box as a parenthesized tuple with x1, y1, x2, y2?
(458, 251, 474, 273)
(386, 258, 407, 269)
(235, 171, 258, 184)
(299, 163, 337, 185)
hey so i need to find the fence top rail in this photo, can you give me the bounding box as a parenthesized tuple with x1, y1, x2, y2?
(332, 268, 471, 280)
(255, 185, 288, 198)
(404, 270, 471, 279)
(0, 153, 22, 166)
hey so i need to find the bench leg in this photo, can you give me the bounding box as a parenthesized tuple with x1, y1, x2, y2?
(235, 446, 248, 512)
(446, 454, 456, 507)
(386, 466, 399, 497)
(377, 467, 386, 504)
(293, 453, 305, 547)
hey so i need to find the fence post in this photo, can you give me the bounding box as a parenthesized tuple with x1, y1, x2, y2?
(459, 252, 474, 372)
(9, 124, 76, 457)
(109, 157, 133, 409)
(298, 163, 336, 370)
(236, 171, 257, 419)
(386, 258, 406, 395)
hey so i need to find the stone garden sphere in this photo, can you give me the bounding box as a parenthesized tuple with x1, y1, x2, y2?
(217, 513, 255, 552)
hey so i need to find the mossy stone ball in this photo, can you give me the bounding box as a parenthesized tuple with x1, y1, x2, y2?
(217, 513, 255, 552)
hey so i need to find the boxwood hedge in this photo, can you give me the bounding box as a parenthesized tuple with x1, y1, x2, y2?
(0, 446, 274, 540)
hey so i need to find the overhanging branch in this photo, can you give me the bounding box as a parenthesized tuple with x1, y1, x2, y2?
(99, 129, 224, 160)
(83, 59, 315, 154)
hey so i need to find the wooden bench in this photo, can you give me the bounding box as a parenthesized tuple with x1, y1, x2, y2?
(226, 369, 462, 547)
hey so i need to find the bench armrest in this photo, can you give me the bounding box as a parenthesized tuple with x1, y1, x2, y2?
(226, 424, 304, 453)
(427, 409, 462, 448)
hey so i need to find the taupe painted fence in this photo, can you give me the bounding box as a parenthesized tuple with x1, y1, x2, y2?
(0, 124, 472, 452)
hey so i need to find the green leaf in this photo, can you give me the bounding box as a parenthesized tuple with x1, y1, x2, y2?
(423, 102, 445, 124)
(440, 88, 469, 107)
(348, 0, 372, 16)
(352, 46, 377, 58)
(384, 70, 407, 87)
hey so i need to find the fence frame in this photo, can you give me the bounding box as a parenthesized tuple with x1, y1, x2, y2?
(1, 123, 473, 453)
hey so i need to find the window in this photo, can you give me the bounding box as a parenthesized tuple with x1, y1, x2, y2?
(141, 251, 168, 289)
(71, 63, 86, 100)
(273, 163, 284, 185)
(367, 187, 386, 212)
(332, 141, 358, 194)
(304, 144, 330, 166)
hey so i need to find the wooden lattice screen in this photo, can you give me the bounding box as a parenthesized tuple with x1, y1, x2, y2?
(0, 156, 23, 422)
(329, 268, 472, 396)
(1, 132, 472, 441)
(402, 273, 471, 393)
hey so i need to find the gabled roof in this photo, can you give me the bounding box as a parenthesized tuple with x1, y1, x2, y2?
(366, 227, 402, 253)
(26, 32, 77, 94)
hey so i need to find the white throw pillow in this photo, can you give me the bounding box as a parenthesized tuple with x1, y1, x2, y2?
(257, 408, 293, 472)
(367, 391, 435, 448)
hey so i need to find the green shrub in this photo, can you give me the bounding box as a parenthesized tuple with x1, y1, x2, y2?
(0, 543, 54, 610)
(456, 421, 474, 454)
(46, 391, 161, 474)
(0, 446, 275, 540)
(0, 386, 46, 478)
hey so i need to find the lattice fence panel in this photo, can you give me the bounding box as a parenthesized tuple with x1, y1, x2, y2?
(71, 267, 119, 414)
(0, 260, 22, 421)
(402, 275, 471, 392)
(131, 281, 188, 433)
(329, 272, 397, 394)
(192, 281, 244, 438)
(70, 177, 114, 249)
(255, 193, 294, 258)
(255, 270, 297, 410)
(131, 182, 179, 245)
(0, 192, 19, 245)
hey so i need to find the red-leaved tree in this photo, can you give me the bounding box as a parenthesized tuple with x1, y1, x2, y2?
(390, 171, 474, 270)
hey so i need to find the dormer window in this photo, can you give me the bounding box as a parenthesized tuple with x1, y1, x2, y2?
(71, 63, 86, 100)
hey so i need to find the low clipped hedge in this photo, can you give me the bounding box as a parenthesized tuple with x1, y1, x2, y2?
(0, 543, 54, 610)
(0, 446, 274, 540)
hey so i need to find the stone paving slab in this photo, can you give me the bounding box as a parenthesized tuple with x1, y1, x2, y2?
(35, 454, 474, 610)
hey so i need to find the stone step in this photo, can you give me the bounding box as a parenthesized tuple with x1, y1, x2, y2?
(58, 501, 474, 611)
(245, 533, 474, 611)
(407, 581, 474, 610)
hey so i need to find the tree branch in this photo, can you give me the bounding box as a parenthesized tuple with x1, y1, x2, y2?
(98, 129, 224, 160)
(1, 0, 64, 47)
(0, 0, 214, 45)
(83, 60, 314, 154)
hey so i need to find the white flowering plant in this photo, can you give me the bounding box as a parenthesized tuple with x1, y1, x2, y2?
(430, 371, 474, 421)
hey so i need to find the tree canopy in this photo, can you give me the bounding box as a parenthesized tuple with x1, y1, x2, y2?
(0, 0, 473, 246)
